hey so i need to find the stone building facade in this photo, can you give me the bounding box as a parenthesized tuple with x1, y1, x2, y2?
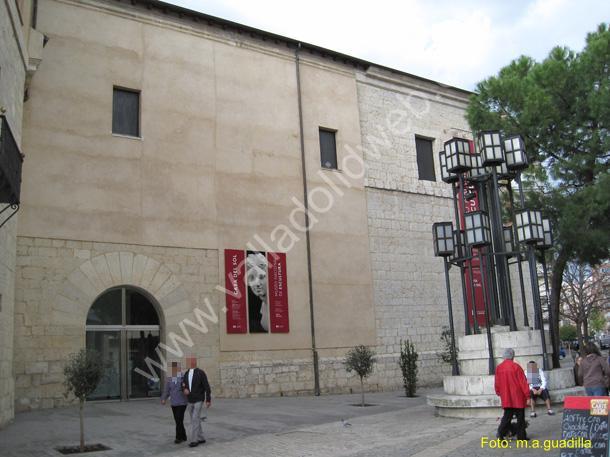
(0, 0, 506, 424)
(0, 0, 44, 427)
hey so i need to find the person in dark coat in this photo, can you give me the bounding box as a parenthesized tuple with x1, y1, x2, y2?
(495, 348, 530, 440)
(161, 361, 188, 443)
(181, 356, 212, 448)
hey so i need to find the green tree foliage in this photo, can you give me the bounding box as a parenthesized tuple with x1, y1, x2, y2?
(399, 339, 418, 397)
(344, 345, 376, 407)
(64, 349, 105, 452)
(467, 23, 610, 356)
(559, 324, 577, 341)
(589, 309, 607, 334)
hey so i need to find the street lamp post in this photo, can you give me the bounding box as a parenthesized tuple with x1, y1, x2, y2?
(464, 210, 495, 374)
(440, 149, 471, 336)
(478, 131, 517, 330)
(433, 221, 460, 376)
(516, 209, 550, 370)
(433, 130, 552, 376)
(538, 218, 560, 368)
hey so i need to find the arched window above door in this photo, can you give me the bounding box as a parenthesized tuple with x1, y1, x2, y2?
(86, 287, 160, 326)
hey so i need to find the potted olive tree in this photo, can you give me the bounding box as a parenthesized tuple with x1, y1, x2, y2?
(63, 349, 105, 453)
(344, 345, 376, 407)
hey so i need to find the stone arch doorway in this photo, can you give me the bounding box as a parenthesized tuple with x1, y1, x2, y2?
(85, 286, 162, 401)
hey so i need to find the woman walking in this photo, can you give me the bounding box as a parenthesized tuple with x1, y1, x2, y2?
(161, 362, 189, 443)
(578, 343, 609, 396)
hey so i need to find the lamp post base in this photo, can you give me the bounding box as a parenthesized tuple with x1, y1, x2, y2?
(426, 327, 573, 418)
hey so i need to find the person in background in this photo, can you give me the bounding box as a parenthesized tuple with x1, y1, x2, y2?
(161, 361, 188, 444)
(182, 356, 212, 448)
(578, 343, 609, 396)
(526, 361, 554, 417)
(495, 348, 531, 440)
(574, 355, 583, 386)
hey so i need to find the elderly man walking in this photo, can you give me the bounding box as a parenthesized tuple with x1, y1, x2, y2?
(182, 357, 212, 448)
(495, 348, 531, 440)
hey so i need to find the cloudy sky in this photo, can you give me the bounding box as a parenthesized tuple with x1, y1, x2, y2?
(165, 0, 608, 91)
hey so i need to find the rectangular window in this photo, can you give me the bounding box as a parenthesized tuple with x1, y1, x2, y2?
(415, 136, 436, 181)
(112, 87, 140, 137)
(319, 128, 337, 169)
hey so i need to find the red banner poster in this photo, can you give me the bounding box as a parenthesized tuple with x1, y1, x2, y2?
(268, 252, 289, 333)
(459, 139, 487, 327)
(224, 249, 247, 333)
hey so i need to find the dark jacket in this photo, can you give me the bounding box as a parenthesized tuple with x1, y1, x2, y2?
(181, 368, 212, 403)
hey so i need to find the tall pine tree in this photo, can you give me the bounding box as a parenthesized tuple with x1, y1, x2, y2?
(467, 24, 610, 357)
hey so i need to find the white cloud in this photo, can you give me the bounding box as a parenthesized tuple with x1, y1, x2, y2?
(167, 0, 609, 90)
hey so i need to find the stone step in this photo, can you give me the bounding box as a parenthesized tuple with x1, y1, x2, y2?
(427, 386, 586, 418)
(443, 368, 575, 396)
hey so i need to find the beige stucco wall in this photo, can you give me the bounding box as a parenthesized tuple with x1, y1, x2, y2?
(14, 0, 377, 407)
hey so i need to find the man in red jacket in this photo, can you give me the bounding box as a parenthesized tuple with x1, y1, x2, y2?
(495, 348, 531, 440)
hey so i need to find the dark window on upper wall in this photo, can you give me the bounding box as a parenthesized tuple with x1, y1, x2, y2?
(112, 88, 140, 137)
(415, 136, 436, 181)
(319, 128, 337, 169)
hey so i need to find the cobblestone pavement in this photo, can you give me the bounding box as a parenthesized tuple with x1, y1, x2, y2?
(159, 404, 564, 457)
(0, 388, 569, 457)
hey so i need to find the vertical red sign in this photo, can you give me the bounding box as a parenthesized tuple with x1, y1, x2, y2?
(268, 252, 289, 333)
(224, 249, 247, 333)
(459, 139, 487, 327)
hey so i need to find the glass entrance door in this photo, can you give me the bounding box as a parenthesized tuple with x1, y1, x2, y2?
(85, 286, 161, 401)
(86, 330, 121, 400)
(127, 329, 161, 398)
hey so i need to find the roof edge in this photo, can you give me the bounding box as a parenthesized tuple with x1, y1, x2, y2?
(114, 0, 474, 96)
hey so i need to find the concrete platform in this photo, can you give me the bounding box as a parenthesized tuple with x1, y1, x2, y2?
(442, 367, 576, 396)
(458, 328, 553, 376)
(426, 326, 580, 418)
(427, 386, 585, 418)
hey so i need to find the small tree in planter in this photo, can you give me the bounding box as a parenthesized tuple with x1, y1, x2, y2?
(344, 345, 376, 407)
(63, 349, 105, 453)
(399, 339, 418, 397)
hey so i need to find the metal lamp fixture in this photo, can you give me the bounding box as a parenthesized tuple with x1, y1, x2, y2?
(516, 209, 544, 244)
(537, 218, 553, 250)
(439, 150, 459, 184)
(477, 130, 504, 165)
(432, 221, 460, 375)
(452, 229, 464, 260)
(444, 138, 472, 173)
(503, 135, 528, 171)
(464, 210, 492, 246)
(467, 154, 489, 182)
(432, 222, 455, 257)
(503, 225, 515, 257)
(487, 161, 513, 180)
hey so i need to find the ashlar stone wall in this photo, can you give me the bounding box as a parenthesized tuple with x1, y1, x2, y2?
(357, 70, 471, 387)
(13, 236, 219, 411)
(0, 0, 29, 428)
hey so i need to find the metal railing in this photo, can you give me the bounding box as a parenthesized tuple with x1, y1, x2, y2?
(0, 114, 23, 228)
(0, 114, 23, 205)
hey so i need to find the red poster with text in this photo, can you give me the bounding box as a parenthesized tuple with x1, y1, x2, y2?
(224, 249, 247, 333)
(459, 139, 488, 327)
(268, 252, 289, 333)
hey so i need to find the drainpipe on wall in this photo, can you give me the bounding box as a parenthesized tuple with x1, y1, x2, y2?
(32, 0, 38, 28)
(295, 42, 320, 396)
